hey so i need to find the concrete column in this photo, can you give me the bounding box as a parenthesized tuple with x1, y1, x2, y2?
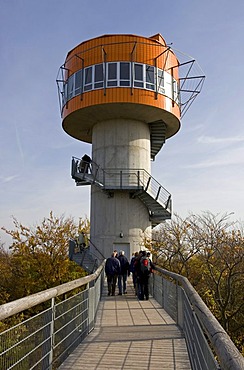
(90, 119, 152, 258)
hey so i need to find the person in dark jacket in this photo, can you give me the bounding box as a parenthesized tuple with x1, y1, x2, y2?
(105, 251, 121, 296)
(117, 250, 130, 295)
(134, 250, 143, 298)
(139, 251, 155, 300)
(130, 252, 137, 291)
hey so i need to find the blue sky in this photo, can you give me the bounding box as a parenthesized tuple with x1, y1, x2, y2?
(1, 0, 244, 246)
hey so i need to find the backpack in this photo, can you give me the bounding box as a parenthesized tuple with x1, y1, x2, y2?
(140, 257, 151, 275)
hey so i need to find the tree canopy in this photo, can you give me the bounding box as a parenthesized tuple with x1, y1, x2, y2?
(1, 212, 89, 304)
(148, 212, 244, 353)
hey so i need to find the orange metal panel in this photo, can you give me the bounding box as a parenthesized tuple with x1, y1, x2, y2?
(62, 87, 180, 121)
(65, 34, 179, 81)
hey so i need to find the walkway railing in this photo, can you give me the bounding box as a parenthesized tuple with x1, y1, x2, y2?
(0, 262, 105, 370)
(0, 263, 243, 370)
(151, 266, 244, 370)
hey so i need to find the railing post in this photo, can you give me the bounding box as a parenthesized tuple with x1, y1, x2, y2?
(120, 170, 123, 188)
(145, 176, 151, 191)
(71, 158, 77, 178)
(155, 186, 161, 201)
(103, 169, 106, 187)
(176, 283, 184, 329)
(165, 195, 171, 209)
(49, 297, 55, 370)
(93, 165, 99, 184)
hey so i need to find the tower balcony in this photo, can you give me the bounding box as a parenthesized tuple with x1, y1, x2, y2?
(71, 156, 172, 226)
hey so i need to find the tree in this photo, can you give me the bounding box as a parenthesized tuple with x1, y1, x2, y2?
(149, 214, 202, 277)
(150, 212, 244, 353)
(0, 245, 11, 305)
(1, 212, 89, 302)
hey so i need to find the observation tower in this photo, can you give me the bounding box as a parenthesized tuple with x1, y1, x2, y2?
(57, 33, 204, 258)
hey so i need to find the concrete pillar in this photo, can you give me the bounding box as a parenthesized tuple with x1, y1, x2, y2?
(90, 119, 152, 258)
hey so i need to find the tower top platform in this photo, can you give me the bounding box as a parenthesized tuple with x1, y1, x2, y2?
(57, 33, 204, 148)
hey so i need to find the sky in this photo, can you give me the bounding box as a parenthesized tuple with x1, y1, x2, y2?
(1, 0, 244, 246)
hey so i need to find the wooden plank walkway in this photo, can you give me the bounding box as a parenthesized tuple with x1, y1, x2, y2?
(58, 278, 192, 370)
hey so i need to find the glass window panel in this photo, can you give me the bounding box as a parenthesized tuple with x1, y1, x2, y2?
(84, 67, 92, 84)
(120, 81, 130, 86)
(94, 82, 103, 89)
(108, 63, 117, 80)
(146, 65, 154, 83)
(134, 64, 143, 81)
(95, 64, 103, 82)
(120, 62, 130, 79)
(134, 81, 143, 88)
(158, 69, 164, 85)
(158, 69, 165, 93)
(173, 80, 179, 102)
(108, 80, 117, 87)
(63, 82, 68, 105)
(68, 74, 74, 99)
(84, 84, 92, 91)
(146, 83, 155, 91)
(75, 70, 82, 95)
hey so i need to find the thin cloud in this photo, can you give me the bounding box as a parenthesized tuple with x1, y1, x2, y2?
(183, 146, 244, 169)
(198, 135, 244, 144)
(0, 175, 19, 183)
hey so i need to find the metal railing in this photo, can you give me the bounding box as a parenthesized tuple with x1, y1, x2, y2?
(71, 156, 171, 213)
(0, 262, 243, 370)
(102, 168, 171, 210)
(150, 266, 244, 370)
(0, 263, 105, 370)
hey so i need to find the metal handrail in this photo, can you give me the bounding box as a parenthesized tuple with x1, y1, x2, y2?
(71, 157, 171, 212)
(0, 263, 105, 321)
(152, 266, 244, 370)
(0, 263, 105, 370)
(88, 238, 105, 260)
(0, 263, 243, 370)
(101, 168, 171, 210)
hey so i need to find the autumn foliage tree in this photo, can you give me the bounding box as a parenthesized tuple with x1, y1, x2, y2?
(149, 212, 244, 353)
(1, 212, 90, 303)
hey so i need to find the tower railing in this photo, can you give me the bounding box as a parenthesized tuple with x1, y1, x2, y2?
(101, 168, 172, 212)
(71, 156, 171, 214)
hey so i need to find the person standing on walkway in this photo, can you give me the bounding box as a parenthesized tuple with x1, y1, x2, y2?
(139, 250, 151, 300)
(117, 250, 130, 295)
(133, 250, 143, 298)
(130, 252, 137, 291)
(105, 251, 121, 296)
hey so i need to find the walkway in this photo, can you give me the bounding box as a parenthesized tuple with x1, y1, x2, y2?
(58, 278, 191, 370)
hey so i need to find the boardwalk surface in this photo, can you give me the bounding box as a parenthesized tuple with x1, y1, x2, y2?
(58, 278, 191, 370)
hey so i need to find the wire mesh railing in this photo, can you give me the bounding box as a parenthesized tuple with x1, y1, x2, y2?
(150, 267, 244, 370)
(0, 263, 105, 370)
(0, 262, 243, 369)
